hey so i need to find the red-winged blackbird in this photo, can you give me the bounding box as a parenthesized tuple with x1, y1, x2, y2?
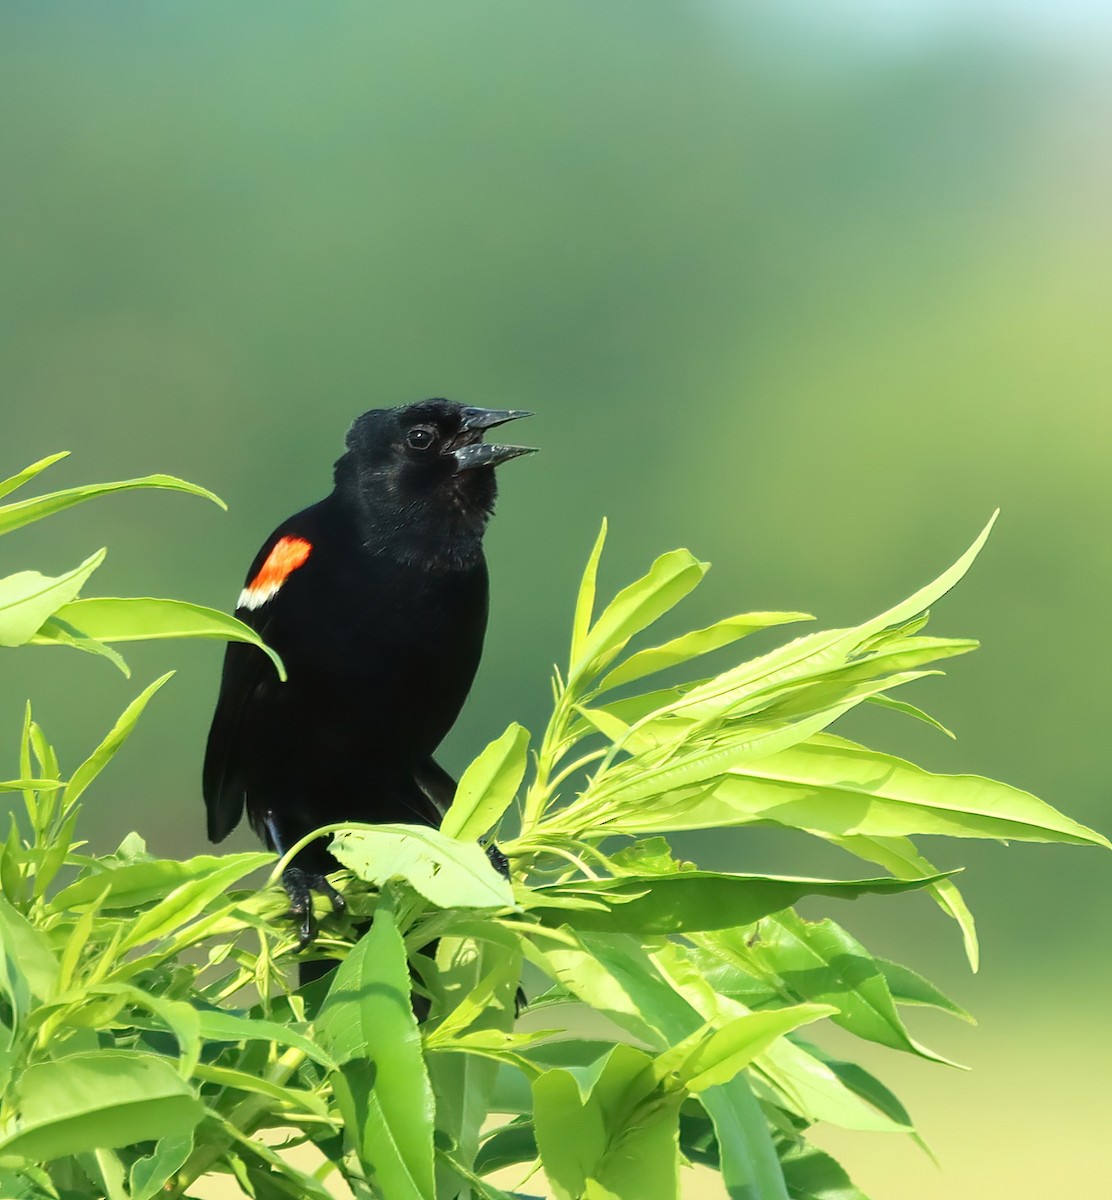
(203, 400, 534, 949)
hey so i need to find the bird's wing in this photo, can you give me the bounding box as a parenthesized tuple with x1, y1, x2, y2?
(203, 530, 308, 842)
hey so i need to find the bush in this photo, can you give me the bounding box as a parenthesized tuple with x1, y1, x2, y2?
(0, 455, 1105, 1200)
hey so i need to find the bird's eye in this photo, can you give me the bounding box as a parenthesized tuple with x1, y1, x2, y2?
(406, 427, 436, 451)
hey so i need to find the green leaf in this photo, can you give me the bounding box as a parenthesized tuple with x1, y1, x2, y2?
(64, 674, 173, 807)
(190, 1062, 328, 1114)
(29, 615, 130, 676)
(34, 596, 286, 681)
(0, 472, 225, 536)
(330, 824, 515, 910)
(116, 854, 273, 949)
(475, 1118, 538, 1174)
(317, 901, 436, 1200)
(795, 1042, 920, 1145)
(570, 519, 608, 670)
(634, 733, 1110, 849)
(532, 1043, 683, 1200)
(529, 870, 952, 935)
(755, 1036, 910, 1133)
(778, 1143, 870, 1200)
(428, 935, 522, 1192)
(825, 832, 979, 971)
(193, 1009, 338, 1070)
(441, 724, 530, 842)
(598, 611, 813, 692)
(700, 1077, 791, 1200)
(0, 896, 60, 1015)
(875, 958, 973, 1022)
(866, 693, 955, 738)
(0, 1051, 203, 1160)
(572, 548, 708, 682)
(676, 513, 999, 724)
(129, 1133, 194, 1200)
(0, 452, 70, 502)
(749, 910, 962, 1067)
(654, 1005, 834, 1093)
(0, 550, 106, 647)
(51, 851, 272, 913)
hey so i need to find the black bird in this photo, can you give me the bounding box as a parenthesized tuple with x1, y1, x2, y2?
(203, 400, 534, 949)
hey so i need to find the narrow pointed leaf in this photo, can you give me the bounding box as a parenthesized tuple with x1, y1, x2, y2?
(655, 1005, 834, 1093)
(826, 831, 979, 971)
(751, 910, 963, 1067)
(0, 452, 70, 502)
(0, 473, 225, 536)
(50, 851, 272, 912)
(574, 549, 708, 681)
(570, 519, 608, 669)
(65, 674, 173, 806)
(34, 596, 286, 680)
(29, 615, 130, 675)
(529, 870, 952, 935)
(598, 611, 813, 692)
(442, 723, 530, 842)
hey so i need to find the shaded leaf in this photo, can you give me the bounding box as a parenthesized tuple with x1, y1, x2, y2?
(529, 870, 952, 935)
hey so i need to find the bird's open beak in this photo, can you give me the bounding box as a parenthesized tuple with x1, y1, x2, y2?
(452, 408, 537, 472)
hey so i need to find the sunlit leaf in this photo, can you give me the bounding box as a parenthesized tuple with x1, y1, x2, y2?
(0, 549, 105, 647)
(0, 1051, 203, 1160)
(0, 452, 70, 502)
(654, 1004, 833, 1092)
(51, 851, 272, 913)
(598, 611, 813, 692)
(570, 519, 608, 670)
(331, 824, 515, 910)
(826, 831, 979, 971)
(117, 855, 273, 950)
(572, 548, 707, 682)
(318, 900, 436, 1200)
(0, 472, 225, 536)
(34, 596, 286, 681)
(876, 958, 973, 1022)
(64, 674, 173, 807)
(442, 723, 530, 843)
(29, 615, 130, 675)
(749, 910, 962, 1066)
(533, 1043, 683, 1200)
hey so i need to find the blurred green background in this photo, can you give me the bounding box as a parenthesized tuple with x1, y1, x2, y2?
(2, 2, 1109, 1195)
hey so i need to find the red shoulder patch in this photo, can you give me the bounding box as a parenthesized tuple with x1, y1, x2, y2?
(238, 536, 312, 610)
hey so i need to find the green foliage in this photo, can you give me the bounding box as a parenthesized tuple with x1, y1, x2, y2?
(0, 456, 1106, 1199)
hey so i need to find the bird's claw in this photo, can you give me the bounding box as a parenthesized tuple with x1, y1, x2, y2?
(283, 868, 344, 950)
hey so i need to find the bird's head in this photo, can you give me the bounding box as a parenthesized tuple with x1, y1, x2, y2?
(335, 400, 535, 565)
